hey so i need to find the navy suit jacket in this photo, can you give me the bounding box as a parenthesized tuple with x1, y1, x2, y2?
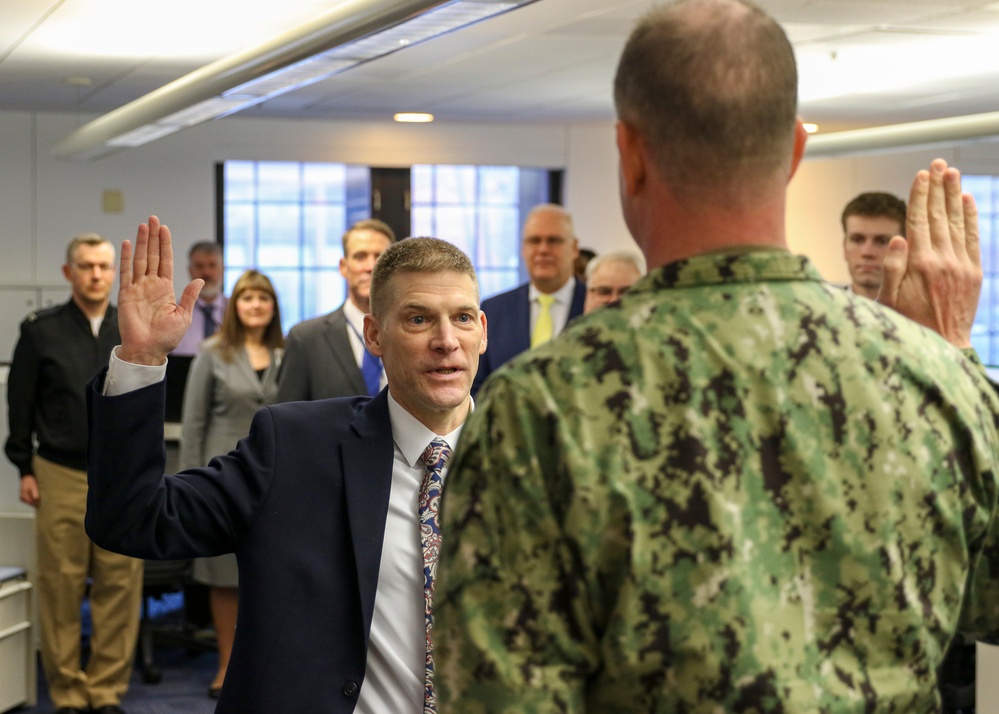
(473, 280, 586, 395)
(86, 371, 393, 714)
(278, 306, 367, 402)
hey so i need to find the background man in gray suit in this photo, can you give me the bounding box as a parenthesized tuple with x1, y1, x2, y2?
(278, 219, 396, 402)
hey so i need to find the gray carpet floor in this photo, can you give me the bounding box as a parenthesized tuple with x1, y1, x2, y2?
(17, 593, 220, 714)
(23, 647, 220, 714)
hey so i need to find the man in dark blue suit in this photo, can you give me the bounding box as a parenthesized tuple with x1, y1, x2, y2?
(472, 204, 585, 395)
(85, 217, 487, 714)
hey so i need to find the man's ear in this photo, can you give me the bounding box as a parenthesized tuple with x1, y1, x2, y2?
(616, 120, 646, 197)
(478, 310, 488, 356)
(363, 314, 383, 357)
(788, 117, 808, 182)
(61, 264, 72, 282)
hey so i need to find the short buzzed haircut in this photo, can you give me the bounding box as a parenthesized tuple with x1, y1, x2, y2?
(66, 232, 114, 264)
(613, 0, 797, 200)
(370, 237, 478, 318)
(342, 219, 397, 254)
(841, 192, 907, 236)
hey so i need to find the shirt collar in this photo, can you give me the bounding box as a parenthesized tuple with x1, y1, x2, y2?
(342, 298, 367, 336)
(529, 276, 577, 304)
(386, 390, 469, 469)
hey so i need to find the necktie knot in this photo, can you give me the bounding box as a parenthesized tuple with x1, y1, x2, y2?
(421, 438, 452, 472)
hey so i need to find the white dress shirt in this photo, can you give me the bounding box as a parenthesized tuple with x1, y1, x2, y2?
(102, 349, 464, 712)
(356, 393, 463, 713)
(528, 277, 577, 340)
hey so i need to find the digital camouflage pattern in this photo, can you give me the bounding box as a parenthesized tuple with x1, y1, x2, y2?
(435, 248, 999, 713)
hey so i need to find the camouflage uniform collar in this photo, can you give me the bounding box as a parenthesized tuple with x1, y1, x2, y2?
(645, 246, 821, 291)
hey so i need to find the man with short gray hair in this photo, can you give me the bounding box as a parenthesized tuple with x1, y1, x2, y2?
(173, 241, 227, 355)
(472, 204, 585, 395)
(582, 250, 646, 313)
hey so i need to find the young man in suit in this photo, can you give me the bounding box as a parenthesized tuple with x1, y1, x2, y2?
(278, 219, 396, 402)
(85, 220, 486, 714)
(472, 203, 585, 395)
(840, 191, 906, 299)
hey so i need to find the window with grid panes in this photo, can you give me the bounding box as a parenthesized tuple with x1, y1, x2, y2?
(220, 161, 556, 329)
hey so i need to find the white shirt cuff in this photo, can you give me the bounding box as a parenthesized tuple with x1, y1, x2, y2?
(103, 346, 168, 396)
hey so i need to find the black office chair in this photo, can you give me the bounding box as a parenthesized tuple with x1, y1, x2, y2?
(939, 637, 975, 714)
(138, 558, 216, 684)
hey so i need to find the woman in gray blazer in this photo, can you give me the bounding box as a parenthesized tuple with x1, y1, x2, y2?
(180, 269, 284, 698)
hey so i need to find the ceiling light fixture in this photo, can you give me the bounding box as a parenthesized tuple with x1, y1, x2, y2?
(394, 112, 434, 123)
(52, 0, 538, 161)
(805, 110, 999, 158)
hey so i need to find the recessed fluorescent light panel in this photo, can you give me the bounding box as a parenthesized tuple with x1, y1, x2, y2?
(53, 0, 538, 160)
(395, 112, 435, 122)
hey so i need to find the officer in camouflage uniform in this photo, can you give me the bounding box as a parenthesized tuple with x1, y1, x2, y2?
(434, 0, 999, 712)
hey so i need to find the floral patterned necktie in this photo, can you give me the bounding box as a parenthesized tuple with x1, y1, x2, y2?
(419, 437, 451, 713)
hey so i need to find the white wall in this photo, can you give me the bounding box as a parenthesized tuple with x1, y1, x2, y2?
(563, 122, 636, 254)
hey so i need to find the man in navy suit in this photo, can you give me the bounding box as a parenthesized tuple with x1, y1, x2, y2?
(472, 204, 585, 395)
(278, 218, 397, 402)
(85, 217, 487, 714)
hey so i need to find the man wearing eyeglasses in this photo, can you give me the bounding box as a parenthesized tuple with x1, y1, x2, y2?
(582, 250, 646, 314)
(5, 233, 142, 714)
(472, 204, 586, 396)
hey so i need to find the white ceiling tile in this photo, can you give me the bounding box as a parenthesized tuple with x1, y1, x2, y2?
(3, 0, 999, 141)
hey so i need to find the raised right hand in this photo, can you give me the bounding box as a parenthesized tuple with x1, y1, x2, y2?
(877, 159, 981, 350)
(118, 216, 204, 365)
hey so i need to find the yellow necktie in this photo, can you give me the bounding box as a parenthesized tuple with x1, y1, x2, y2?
(532, 294, 556, 348)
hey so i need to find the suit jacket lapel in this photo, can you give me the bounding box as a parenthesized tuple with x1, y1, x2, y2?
(341, 391, 394, 640)
(516, 283, 532, 353)
(568, 279, 586, 324)
(233, 346, 271, 400)
(326, 309, 368, 394)
(233, 347, 264, 399)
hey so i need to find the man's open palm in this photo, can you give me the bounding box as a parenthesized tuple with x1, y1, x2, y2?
(117, 215, 204, 365)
